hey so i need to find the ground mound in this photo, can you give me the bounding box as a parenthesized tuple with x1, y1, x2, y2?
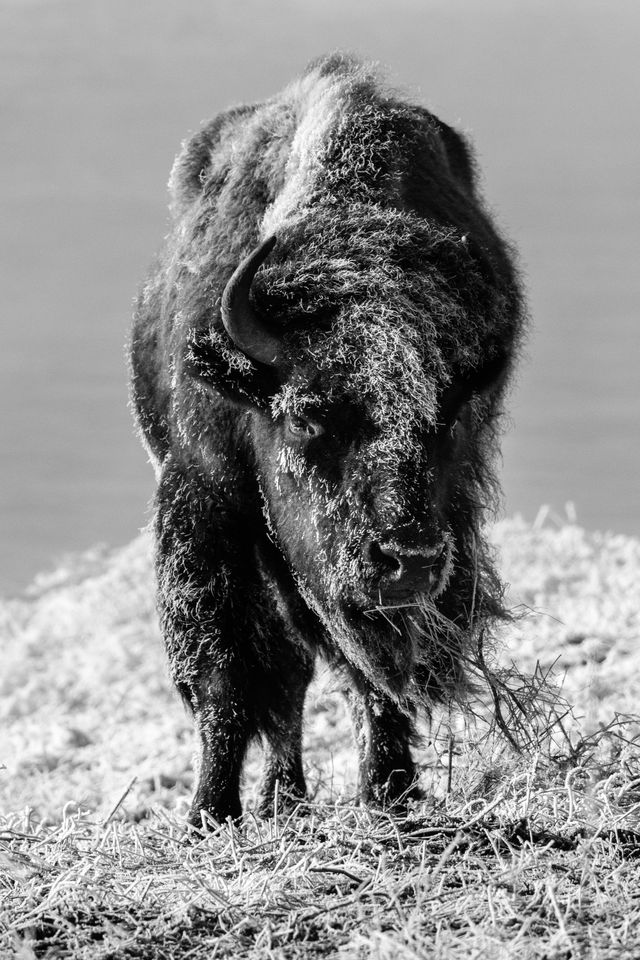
(2, 517, 640, 958)
(2, 516, 639, 821)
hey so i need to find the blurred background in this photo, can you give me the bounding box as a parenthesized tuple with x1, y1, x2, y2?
(1, 0, 638, 594)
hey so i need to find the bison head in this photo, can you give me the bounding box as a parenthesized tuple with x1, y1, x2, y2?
(184, 204, 517, 701)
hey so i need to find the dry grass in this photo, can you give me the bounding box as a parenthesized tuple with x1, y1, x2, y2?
(2, 512, 640, 958)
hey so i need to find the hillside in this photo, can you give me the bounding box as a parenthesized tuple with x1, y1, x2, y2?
(2, 517, 640, 958)
(2, 517, 639, 822)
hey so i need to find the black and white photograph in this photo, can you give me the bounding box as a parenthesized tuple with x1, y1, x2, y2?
(2, 1, 639, 955)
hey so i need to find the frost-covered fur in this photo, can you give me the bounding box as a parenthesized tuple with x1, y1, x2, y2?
(129, 54, 524, 824)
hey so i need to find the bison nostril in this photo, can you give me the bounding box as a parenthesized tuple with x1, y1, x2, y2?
(367, 539, 449, 598)
(368, 540, 402, 577)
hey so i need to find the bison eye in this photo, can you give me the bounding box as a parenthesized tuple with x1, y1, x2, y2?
(287, 414, 324, 439)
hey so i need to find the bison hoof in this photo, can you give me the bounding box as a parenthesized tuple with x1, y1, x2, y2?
(364, 776, 425, 811)
(187, 801, 243, 833)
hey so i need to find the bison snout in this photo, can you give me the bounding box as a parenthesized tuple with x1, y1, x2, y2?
(367, 539, 447, 600)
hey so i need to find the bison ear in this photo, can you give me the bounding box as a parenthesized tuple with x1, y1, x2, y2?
(168, 105, 256, 216)
(183, 334, 278, 411)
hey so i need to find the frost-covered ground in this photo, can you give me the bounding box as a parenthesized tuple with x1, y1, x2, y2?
(2, 517, 639, 824)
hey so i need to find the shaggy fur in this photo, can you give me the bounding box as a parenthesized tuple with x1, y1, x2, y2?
(129, 53, 524, 824)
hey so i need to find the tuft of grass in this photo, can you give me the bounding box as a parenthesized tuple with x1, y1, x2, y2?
(3, 735, 640, 959)
(2, 514, 640, 956)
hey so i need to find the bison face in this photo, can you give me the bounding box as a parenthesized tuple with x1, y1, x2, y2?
(253, 384, 455, 608)
(248, 367, 485, 695)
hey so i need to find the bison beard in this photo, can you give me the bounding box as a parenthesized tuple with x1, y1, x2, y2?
(129, 53, 524, 825)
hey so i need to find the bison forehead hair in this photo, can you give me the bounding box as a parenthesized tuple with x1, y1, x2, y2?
(258, 205, 516, 469)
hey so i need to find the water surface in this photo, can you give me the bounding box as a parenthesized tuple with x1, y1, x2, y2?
(1, 0, 638, 592)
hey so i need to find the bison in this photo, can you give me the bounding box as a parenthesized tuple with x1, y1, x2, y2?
(129, 53, 524, 825)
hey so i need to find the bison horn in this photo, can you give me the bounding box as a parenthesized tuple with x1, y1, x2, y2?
(221, 235, 282, 366)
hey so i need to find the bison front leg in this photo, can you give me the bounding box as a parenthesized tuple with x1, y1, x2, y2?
(346, 685, 422, 808)
(159, 597, 258, 827)
(155, 461, 272, 826)
(188, 673, 253, 825)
